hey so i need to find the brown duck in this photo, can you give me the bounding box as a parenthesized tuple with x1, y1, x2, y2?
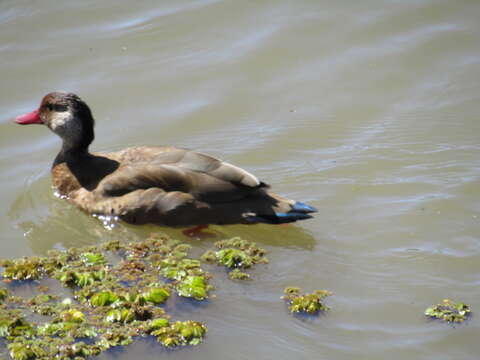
(15, 92, 316, 229)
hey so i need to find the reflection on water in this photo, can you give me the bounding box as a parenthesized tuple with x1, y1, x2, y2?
(1, 0, 480, 359)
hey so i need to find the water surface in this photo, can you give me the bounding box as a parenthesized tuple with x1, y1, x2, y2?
(1, 1, 480, 359)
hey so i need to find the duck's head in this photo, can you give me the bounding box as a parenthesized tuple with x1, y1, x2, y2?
(16, 92, 95, 153)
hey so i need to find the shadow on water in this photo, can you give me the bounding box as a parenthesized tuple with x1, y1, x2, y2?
(290, 309, 330, 324)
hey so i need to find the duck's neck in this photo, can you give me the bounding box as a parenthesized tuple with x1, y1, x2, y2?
(53, 125, 94, 166)
(52, 104, 95, 165)
(54, 145, 90, 167)
(55, 122, 95, 165)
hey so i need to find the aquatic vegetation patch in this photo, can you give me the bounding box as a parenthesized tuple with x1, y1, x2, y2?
(201, 237, 268, 279)
(282, 287, 332, 314)
(142, 287, 171, 305)
(148, 319, 207, 347)
(80, 252, 106, 266)
(57, 269, 106, 288)
(90, 291, 120, 307)
(0, 312, 35, 338)
(105, 308, 135, 324)
(0, 234, 210, 359)
(425, 299, 471, 323)
(228, 269, 250, 280)
(1, 258, 43, 281)
(175, 275, 213, 301)
(0, 288, 7, 303)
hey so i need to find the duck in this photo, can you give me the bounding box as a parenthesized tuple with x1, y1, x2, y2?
(15, 92, 317, 231)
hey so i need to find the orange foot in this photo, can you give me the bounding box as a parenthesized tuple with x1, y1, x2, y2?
(182, 225, 217, 239)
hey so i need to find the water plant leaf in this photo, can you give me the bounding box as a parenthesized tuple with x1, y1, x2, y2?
(228, 269, 250, 280)
(159, 258, 202, 281)
(282, 287, 332, 314)
(0, 313, 35, 338)
(90, 291, 119, 307)
(8, 342, 36, 360)
(142, 287, 170, 305)
(80, 252, 106, 266)
(216, 249, 252, 268)
(2, 258, 43, 280)
(201, 237, 268, 279)
(0, 288, 7, 303)
(60, 309, 85, 323)
(200, 250, 216, 263)
(151, 320, 207, 347)
(176, 276, 209, 300)
(425, 299, 471, 323)
(36, 322, 62, 336)
(149, 318, 169, 330)
(105, 308, 135, 323)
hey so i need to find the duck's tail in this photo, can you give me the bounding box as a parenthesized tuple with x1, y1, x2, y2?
(244, 201, 318, 224)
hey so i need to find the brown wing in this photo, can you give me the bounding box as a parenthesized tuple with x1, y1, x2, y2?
(94, 147, 266, 203)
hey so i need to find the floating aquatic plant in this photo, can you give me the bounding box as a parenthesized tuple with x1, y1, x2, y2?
(176, 275, 211, 301)
(159, 258, 202, 281)
(201, 237, 268, 280)
(0, 312, 35, 338)
(282, 287, 332, 314)
(425, 299, 471, 323)
(142, 287, 170, 305)
(36, 319, 97, 338)
(216, 248, 253, 268)
(58, 269, 106, 288)
(0, 234, 210, 359)
(149, 319, 207, 347)
(80, 252, 106, 266)
(105, 308, 135, 324)
(60, 308, 85, 323)
(228, 269, 250, 280)
(90, 291, 120, 307)
(1, 258, 43, 281)
(0, 288, 7, 303)
(8, 341, 38, 360)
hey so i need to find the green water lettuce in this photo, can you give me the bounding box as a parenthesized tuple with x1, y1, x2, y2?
(201, 237, 268, 280)
(176, 276, 210, 300)
(0, 234, 210, 358)
(1, 258, 43, 281)
(90, 291, 119, 307)
(283, 287, 332, 314)
(80, 252, 106, 266)
(142, 287, 170, 304)
(150, 320, 207, 347)
(425, 299, 471, 323)
(0, 288, 8, 303)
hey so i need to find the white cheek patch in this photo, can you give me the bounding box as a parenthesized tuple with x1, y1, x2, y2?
(50, 111, 71, 131)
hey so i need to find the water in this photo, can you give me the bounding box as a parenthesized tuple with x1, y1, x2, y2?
(1, 0, 480, 359)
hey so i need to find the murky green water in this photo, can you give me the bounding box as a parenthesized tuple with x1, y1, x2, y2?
(1, 0, 480, 359)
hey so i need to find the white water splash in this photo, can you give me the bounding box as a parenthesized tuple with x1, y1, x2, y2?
(92, 214, 120, 230)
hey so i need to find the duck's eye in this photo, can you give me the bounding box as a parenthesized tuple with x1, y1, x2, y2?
(52, 104, 68, 112)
